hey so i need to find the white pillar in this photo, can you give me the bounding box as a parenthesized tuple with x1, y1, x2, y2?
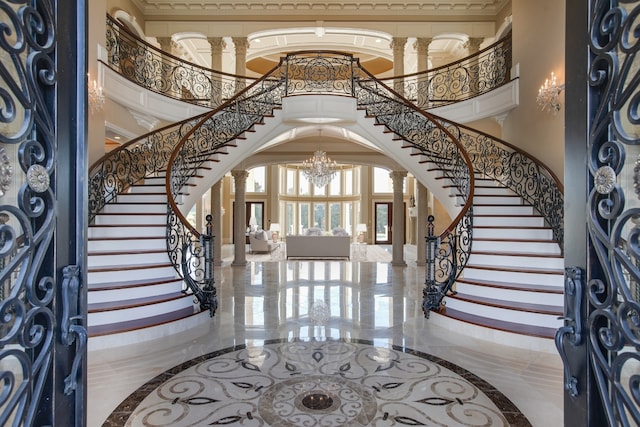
(207, 37, 226, 105)
(391, 37, 407, 95)
(232, 37, 249, 92)
(390, 171, 407, 266)
(416, 183, 428, 266)
(211, 180, 223, 266)
(231, 170, 248, 266)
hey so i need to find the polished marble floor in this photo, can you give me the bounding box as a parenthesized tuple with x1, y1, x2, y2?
(88, 248, 564, 426)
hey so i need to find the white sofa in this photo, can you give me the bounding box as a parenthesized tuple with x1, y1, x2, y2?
(285, 235, 351, 260)
(249, 231, 277, 253)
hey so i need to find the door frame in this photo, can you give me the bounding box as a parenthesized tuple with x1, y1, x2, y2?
(374, 202, 392, 244)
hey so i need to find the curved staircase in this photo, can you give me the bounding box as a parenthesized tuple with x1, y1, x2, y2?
(88, 174, 196, 338)
(89, 42, 564, 349)
(442, 175, 563, 339)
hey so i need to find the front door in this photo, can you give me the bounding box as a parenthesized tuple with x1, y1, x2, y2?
(561, 1, 640, 425)
(375, 202, 392, 244)
(0, 1, 87, 426)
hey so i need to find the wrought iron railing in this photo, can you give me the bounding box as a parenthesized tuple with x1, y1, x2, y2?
(380, 32, 512, 109)
(442, 121, 564, 250)
(166, 70, 285, 314)
(353, 64, 475, 314)
(164, 51, 474, 315)
(104, 14, 256, 108)
(88, 113, 208, 223)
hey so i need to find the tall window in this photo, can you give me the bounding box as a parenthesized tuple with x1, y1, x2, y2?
(247, 166, 266, 192)
(373, 166, 406, 193)
(373, 167, 392, 193)
(279, 165, 361, 234)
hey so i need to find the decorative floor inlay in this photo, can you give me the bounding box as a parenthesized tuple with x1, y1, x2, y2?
(104, 338, 531, 426)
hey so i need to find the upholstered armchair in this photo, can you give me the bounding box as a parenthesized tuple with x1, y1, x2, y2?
(249, 230, 277, 253)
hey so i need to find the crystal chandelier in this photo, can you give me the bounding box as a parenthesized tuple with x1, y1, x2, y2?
(302, 150, 337, 187)
(536, 71, 565, 115)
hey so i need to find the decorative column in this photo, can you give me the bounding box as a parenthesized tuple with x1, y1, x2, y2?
(157, 37, 174, 96)
(207, 37, 226, 105)
(390, 37, 407, 95)
(414, 37, 432, 70)
(211, 180, 223, 266)
(390, 171, 407, 266)
(231, 170, 248, 266)
(464, 37, 484, 95)
(416, 183, 428, 266)
(414, 37, 433, 107)
(232, 37, 249, 92)
(465, 37, 484, 55)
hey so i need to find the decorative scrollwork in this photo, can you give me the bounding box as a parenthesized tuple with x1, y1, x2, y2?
(381, 32, 512, 109)
(446, 122, 564, 251)
(587, 1, 640, 425)
(594, 165, 617, 194)
(166, 75, 286, 313)
(0, 0, 57, 424)
(26, 164, 49, 193)
(105, 15, 256, 109)
(283, 52, 356, 96)
(0, 147, 12, 197)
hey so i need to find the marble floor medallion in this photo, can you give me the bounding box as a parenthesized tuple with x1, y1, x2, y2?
(105, 338, 530, 426)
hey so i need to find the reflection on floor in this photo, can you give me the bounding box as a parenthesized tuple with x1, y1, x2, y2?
(88, 253, 563, 427)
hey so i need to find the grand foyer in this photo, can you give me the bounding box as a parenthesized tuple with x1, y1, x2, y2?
(2, 0, 639, 426)
(87, 1, 565, 424)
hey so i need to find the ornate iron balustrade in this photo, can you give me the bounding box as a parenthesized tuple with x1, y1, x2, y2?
(105, 15, 256, 108)
(353, 73, 474, 314)
(380, 32, 512, 109)
(442, 121, 564, 251)
(88, 114, 208, 223)
(166, 72, 285, 314)
(283, 51, 357, 96)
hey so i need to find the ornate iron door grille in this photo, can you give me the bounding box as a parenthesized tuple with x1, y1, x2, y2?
(0, 1, 86, 426)
(585, 0, 640, 425)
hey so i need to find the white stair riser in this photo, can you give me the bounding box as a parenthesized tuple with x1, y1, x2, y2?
(474, 216, 545, 227)
(88, 238, 164, 251)
(88, 266, 177, 284)
(93, 214, 166, 226)
(474, 187, 515, 196)
(473, 205, 534, 215)
(473, 227, 553, 240)
(473, 196, 522, 205)
(445, 298, 563, 329)
(129, 185, 166, 194)
(455, 282, 564, 306)
(88, 226, 165, 239)
(88, 297, 194, 326)
(467, 253, 564, 269)
(88, 281, 184, 304)
(118, 193, 167, 203)
(102, 203, 166, 214)
(141, 176, 166, 184)
(88, 252, 170, 268)
(463, 267, 563, 286)
(472, 240, 561, 255)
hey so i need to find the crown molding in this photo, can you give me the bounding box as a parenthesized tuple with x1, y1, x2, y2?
(134, 1, 510, 21)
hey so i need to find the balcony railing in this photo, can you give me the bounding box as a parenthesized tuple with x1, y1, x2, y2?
(380, 32, 512, 109)
(104, 15, 257, 108)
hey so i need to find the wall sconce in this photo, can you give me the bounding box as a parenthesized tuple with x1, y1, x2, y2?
(536, 71, 565, 115)
(88, 73, 105, 114)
